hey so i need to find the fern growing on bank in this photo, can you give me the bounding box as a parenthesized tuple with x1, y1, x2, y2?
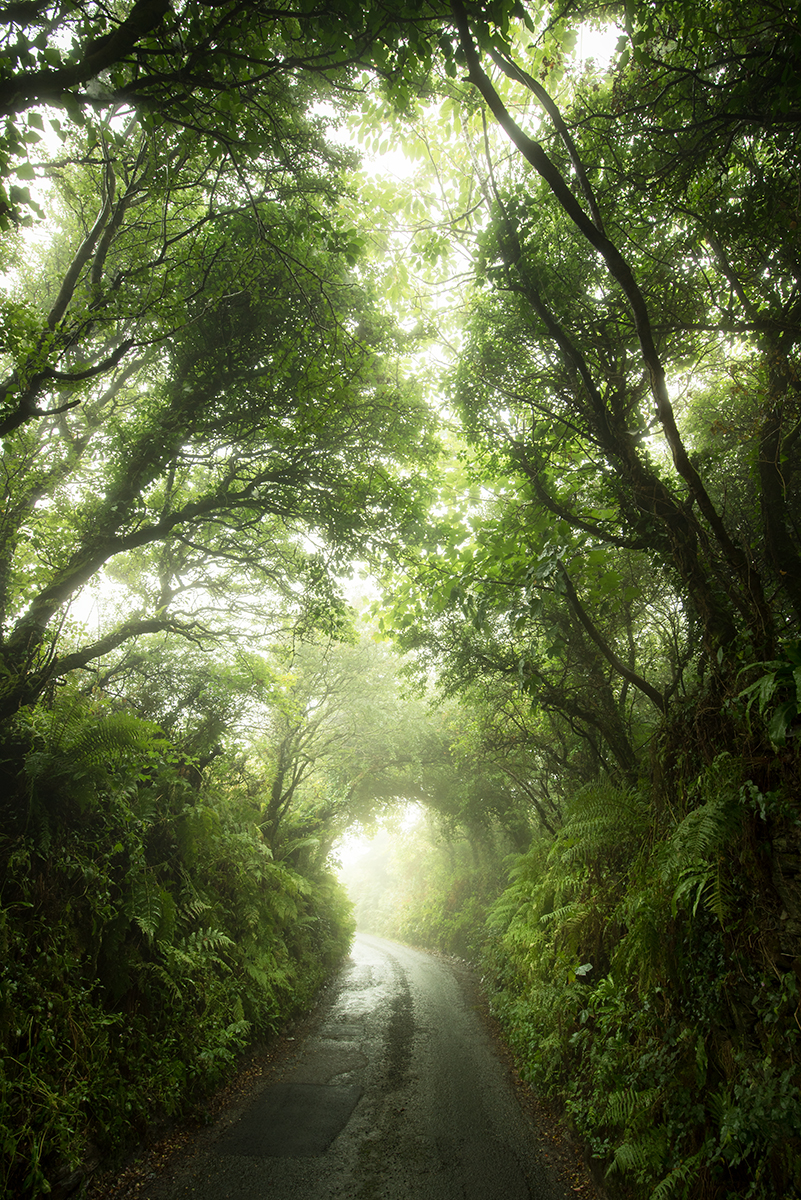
(482, 763, 801, 1200)
(0, 695, 354, 1197)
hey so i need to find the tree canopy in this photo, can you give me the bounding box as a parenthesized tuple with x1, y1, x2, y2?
(0, 94, 438, 719)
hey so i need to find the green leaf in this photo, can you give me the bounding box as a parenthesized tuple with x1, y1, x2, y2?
(768, 701, 796, 745)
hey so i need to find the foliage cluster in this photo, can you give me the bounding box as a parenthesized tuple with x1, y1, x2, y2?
(482, 751, 801, 1200)
(0, 692, 354, 1196)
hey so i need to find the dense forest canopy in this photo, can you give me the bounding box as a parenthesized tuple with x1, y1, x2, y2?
(1, 0, 800, 1197)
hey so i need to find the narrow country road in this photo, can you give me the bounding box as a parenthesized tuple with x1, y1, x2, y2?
(151, 934, 577, 1199)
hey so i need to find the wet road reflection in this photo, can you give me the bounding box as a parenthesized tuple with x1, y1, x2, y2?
(160, 933, 566, 1199)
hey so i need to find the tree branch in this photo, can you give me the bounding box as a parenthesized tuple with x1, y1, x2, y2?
(0, 0, 171, 116)
(557, 561, 666, 712)
(449, 0, 771, 646)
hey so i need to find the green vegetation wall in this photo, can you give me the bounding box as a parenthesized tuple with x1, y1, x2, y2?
(481, 761, 801, 1200)
(0, 696, 354, 1196)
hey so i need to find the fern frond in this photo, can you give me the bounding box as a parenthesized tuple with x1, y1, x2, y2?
(612, 886, 669, 986)
(539, 901, 580, 928)
(128, 876, 162, 942)
(69, 712, 165, 767)
(557, 783, 649, 868)
(667, 796, 741, 866)
(606, 1085, 662, 1126)
(134, 960, 183, 1003)
(663, 785, 743, 924)
(179, 894, 211, 927)
(242, 961, 273, 989)
(608, 1128, 667, 1181)
(182, 928, 235, 956)
(649, 1150, 704, 1200)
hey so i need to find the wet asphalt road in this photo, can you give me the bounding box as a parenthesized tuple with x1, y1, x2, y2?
(159, 933, 563, 1199)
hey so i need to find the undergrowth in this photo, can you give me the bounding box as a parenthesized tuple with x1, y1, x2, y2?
(0, 696, 354, 1196)
(482, 752, 801, 1200)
